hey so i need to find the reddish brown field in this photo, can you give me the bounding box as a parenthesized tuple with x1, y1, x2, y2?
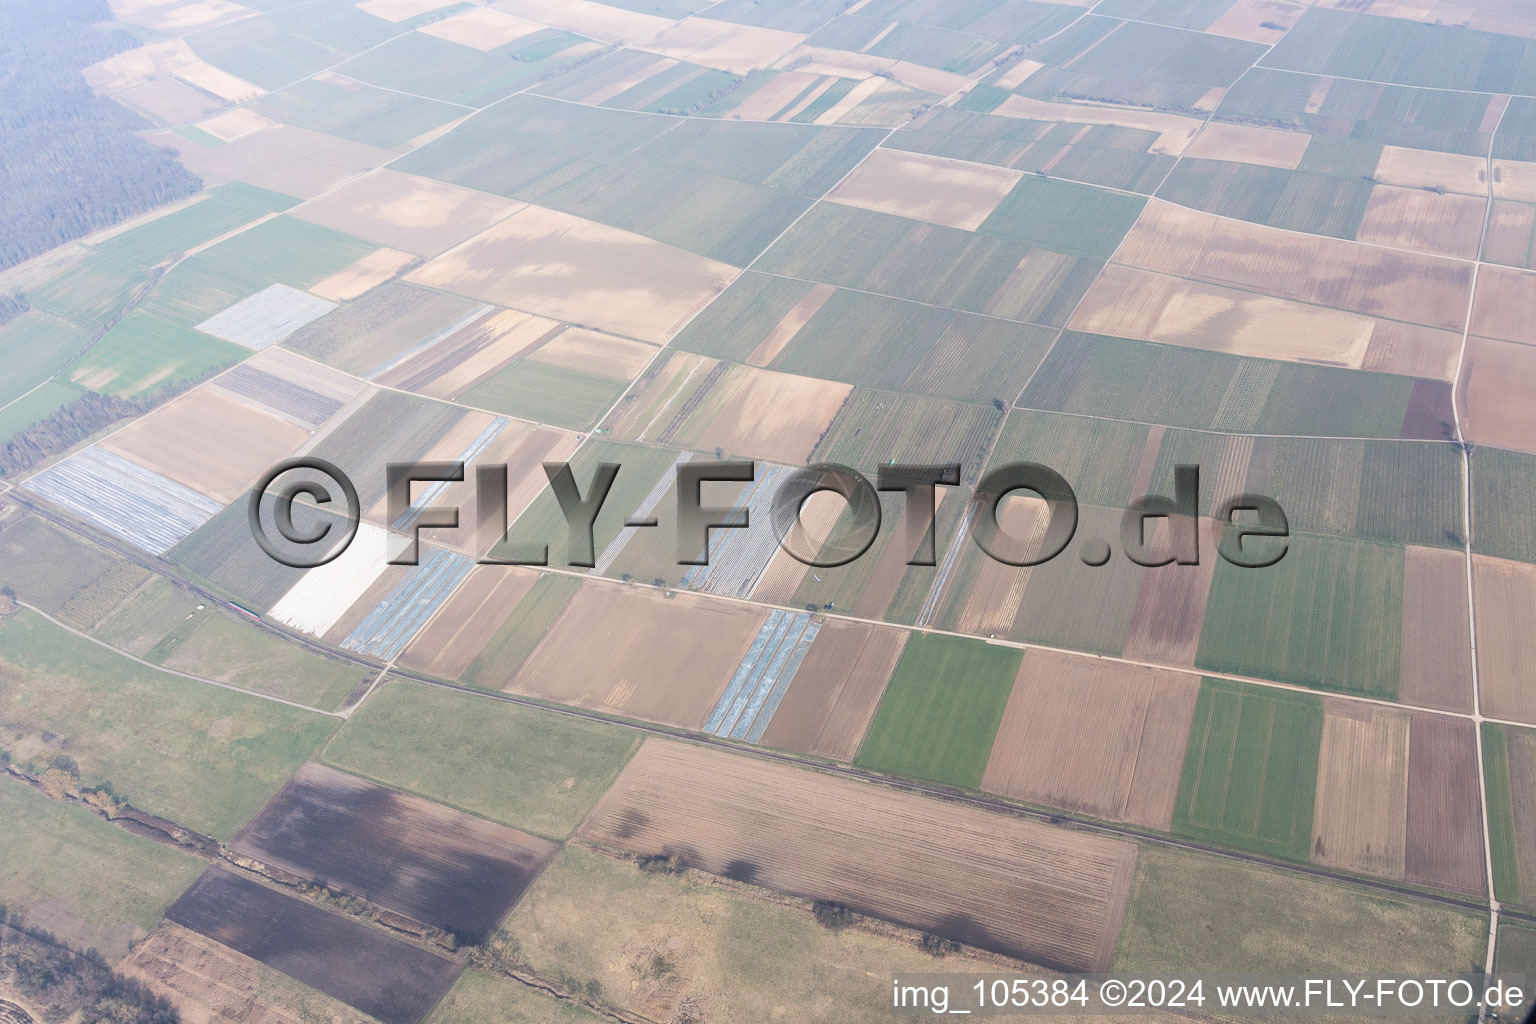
(1116, 201, 1473, 331)
(580, 740, 1138, 971)
(1355, 186, 1485, 259)
(1121, 518, 1221, 666)
(1459, 335, 1536, 453)
(1362, 321, 1464, 381)
(101, 386, 310, 504)
(1398, 545, 1473, 712)
(509, 583, 766, 728)
(1404, 714, 1485, 896)
(124, 922, 377, 1024)
(1311, 701, 1410, 879)
(398, 565, 541, 679)
(1470, 264, 1536, 344)
(981, 650, 1200, 829)
(1473, 555, 1536, 725)
(757, 620, 905, 760)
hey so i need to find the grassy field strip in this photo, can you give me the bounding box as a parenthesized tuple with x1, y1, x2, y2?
(18, 600, 346, 717)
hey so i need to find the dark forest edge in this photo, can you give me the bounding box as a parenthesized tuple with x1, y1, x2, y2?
(0, 910, 177, 1024)
(0, 0, 201, 272)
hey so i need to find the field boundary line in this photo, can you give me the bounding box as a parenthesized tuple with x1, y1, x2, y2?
(15, 601, 345, 718)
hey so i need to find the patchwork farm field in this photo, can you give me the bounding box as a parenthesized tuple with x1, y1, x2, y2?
(581, 740, 1137, 971)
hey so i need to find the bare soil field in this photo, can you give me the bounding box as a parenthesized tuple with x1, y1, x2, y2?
(108, 0, 247, 33)
(1374, 147, 1488, 196)
(943, 494, 1048, 637)
(167, 867, 460, 1024)
(309, 248, 416, 302)
(982, 651, 1200, 830)
(993, 96, 1203, 155)
(355, 0, 456, 21)
(1311, 701, 1410, 879)
(657, 363, 851, 465)
(509, 583, 766, 728)
(398, 566, 540, 679)
(175, 61, 262, 103)
(640, 17, 805, 75)
(1493, 159, 1536, 202)
(1459, 336, 1536, 453)
(1185, 122, 1310, 169)
(580, 739, 1137, 971)
(1469, 264, 1536, 344)
(292, 170, 524, 258)
(419, 8, 544, 51)
(1121, 519, 1221, 666)
(1404, 715, 1485, 896)
(1205, 0, 1304, 42)
(101, 386, 309, 504)
(409, 206, 736, 343)
(1355, 186, 1485, 259)
(747, 282, 834, 366)
(218, 346, 365, 425)
(232, 763, 557, 939)
(1473, 555, 1536, 725)
(492, 0, 673, 44)
(827, 149, 1023, 231)
(124, 922, 377, 1024)
(1116, 201, 1473, 331)
(756, 619, 905, 760)
(1361, 320, 1463, 381)
(1484, 200, 1536, 269)
(151, 126, 395, 201)
(525, 327, 657, 381)
(84, 37, 196, 91)
(1399, 545, 1473, 712)
(1070, 265, 1376, 368)
(379, 309, 563, 399)
(197, 109, 279, 143)
(117, 78, 221, 124)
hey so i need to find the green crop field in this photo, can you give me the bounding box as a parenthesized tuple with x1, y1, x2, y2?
(1472, 447, 1536, 564)
(1217, 69, 1497, 156)
(460, 360, 627, 431)
(1158, 159, 1375, 240)
(811, 389, 1003, 483)
(335, 29, 597, 107)
(0, 782, 207, 961)
(671, 272, 820, 363)
(0, 513, 124, 616)
(0, 381, 82, 443)
(1263, 8, 1536, 95)
(156, 609, 369, 711)
(1117, 846, 1486, 975)
(460, 573, 584, 690)
(26, 251, 150, 326)
(1171, 679, 1324, 859)
(1020, 332, 1418, 438)
(0, 312, 92, 405)
(187, 11, 380, 90)
(93, 184, 298, 268)
(1498, 921, 1536, 975)
(1483, 723, 1522, 904)
(283, 282, 483, 375)
(1018, 21, 1267, 111)
(428, 970, 602, 1024)
(251, 77, 464, 149)
(1197, 533, 1403, 696)
(139, 215, 375, 326)
(1006, 506, 1147, 655)
(0, 609, 336, 839)
(988, 409, 1150, 510)
(306, 389, 465, 509)
(65, 311, 244, 397)
(323, 677, 640, 839)
(168, 495, 325, 612)
(1094, 0, 1234, 30)
(634, 118, 884, 198)
(1495, 97, 1536, 161)
(862, 21, 1007, 74)
(757, 203, 1101, 325)
(854, 633, 1019, 788)
(978, 176, 1146, 260)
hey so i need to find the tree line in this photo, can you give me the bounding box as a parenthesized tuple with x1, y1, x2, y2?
(0, 908, 178, 1024)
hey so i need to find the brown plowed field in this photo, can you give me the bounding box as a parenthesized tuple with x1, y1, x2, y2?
(124, 922, 377, 1024)
(1311, 701, 1409, 879)
(166, 868, 460, 1024)
(1459, 335, 1536, 454)
(1121, 518, 1220, 667)
(1398, 545, 1473, 712)
(981, 650, 1199, 829)
(525, 327, 657, 381)
(398, 565, 541, 679)
(757, 619, 905, 760)
(1116, 201, 1473, 331)
(291, 168, 524, 257)
(231, 763, 558, 938)
(1362, 321, 1462, 381)
(1473, 554, 1536, 725)
(1356, 186, 1485, 259)
(509, 583, 766, 727)
(1469, 264, 1536, 344)
(947, 494, 1047, 637)
(101, 387, 309, 504)
(665, 363, 851, 465)
(1404, 714, 1485, 896)
(580, 739, 1138, 971)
